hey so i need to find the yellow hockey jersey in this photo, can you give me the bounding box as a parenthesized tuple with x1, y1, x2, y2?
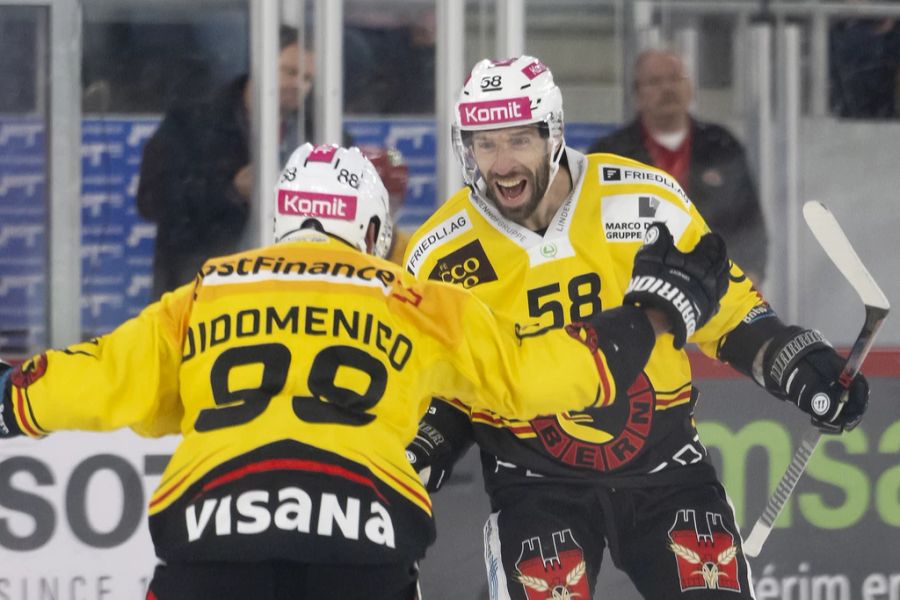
(404, 150, 765, 484)
(6, 233, 617, 564)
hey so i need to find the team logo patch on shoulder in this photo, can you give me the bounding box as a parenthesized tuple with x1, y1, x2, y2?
(599, 163, 692, 209)
(428, 240, 497, 289)
(406, 209, 472, 276)
(601, 194, 691, 243)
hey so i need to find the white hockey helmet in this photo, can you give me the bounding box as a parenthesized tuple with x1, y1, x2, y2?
(452, 56, 565, 196)
(274, 143, 393, 258)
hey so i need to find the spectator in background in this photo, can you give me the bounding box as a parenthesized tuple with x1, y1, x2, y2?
(589, 48, 768, 286)
(829, 5, 900, 119)
(137, 25, 318, 300)
(343, 7, 436, 115)
(392, 8, 436, 114)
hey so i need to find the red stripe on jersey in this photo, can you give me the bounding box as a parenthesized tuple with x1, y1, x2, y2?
(564, 322, 613, 406)
(579, 342, 613, 407)
(469, 412, 533, 434)
(470, 411, 506, 425)
(370, 463, 431, 512)
(594, 352, 613, 407)
(447, 398, 472, 415)
(15, 388, 42, 437)
(200, 458, 389, 504)
(507, 425, 535, 435)
(655, 389, 692, 408)
(150, 466, 201, 509)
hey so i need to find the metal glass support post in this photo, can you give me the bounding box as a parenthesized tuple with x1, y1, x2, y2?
(314, 0, 343, 147)
(248, 0, 280, 249)
(436, 0, 464, 205)
(778, 24, 801, 323)
(634, 0, 661, 51)
(748, 22, 778, 305)
(674, 26, 699, 88)
(496, 0, 525, 59)
(732, 11, 749, 117)
(810, 10, 828, 118)
(624, 0, 658, 118)
(613, 0, 627, 123)
(49, 0, 81, 346)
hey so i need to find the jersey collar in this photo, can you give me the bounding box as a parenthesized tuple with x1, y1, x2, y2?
(468, 147, 588, 266)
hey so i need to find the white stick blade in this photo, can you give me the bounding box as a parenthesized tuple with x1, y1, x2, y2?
(742, 522, 770, 558)
(803, 201, 890, 310)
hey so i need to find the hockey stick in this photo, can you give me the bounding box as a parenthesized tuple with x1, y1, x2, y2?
(742, 201, 890, 558)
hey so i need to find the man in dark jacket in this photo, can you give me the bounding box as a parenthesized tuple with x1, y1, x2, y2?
(589, 49, 768, 285)
(137, 26, 315, 299)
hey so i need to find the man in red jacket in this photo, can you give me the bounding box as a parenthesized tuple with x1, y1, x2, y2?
(590, 49, 768, 286)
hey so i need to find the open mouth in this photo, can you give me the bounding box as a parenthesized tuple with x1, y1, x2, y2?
(494, 177, 528, 206)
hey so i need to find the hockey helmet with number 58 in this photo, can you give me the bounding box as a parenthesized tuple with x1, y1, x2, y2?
(274, 143, 393, 258)
(452, 56, 565, 196)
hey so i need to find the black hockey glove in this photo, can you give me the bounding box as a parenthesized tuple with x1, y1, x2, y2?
(405, 399, 473, 493)
(623, 223, 729, 349)
(0, 360, 21, 439)
(761, 326, 869, 432)
(406, 421, 452, 492)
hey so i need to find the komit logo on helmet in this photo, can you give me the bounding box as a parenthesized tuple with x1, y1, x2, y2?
(521, 59, 548, 80)
(307, 144, 339, 163)
(277, 189, 357, 221)
(459, 97, 533, 126)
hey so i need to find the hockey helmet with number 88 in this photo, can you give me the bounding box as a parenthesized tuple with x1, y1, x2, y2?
(452, 56, 565, 197)
(274, 143, 393, 258)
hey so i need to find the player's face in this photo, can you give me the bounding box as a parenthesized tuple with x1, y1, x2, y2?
(279, 43, 315, 112)
(470, 126, 551, 224)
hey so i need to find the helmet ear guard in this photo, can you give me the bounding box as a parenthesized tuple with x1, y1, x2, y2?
(274, 143, 393, 258)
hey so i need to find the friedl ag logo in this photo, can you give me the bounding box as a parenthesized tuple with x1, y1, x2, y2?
(428, 240, 498, 289)
(599, 163, 692, 208)
(639, 195, 660, 218)
(602, 166, 622, 181)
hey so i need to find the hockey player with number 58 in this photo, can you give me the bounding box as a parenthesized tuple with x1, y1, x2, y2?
(0, 143, 726, 599)
(403, 56, 870, 599)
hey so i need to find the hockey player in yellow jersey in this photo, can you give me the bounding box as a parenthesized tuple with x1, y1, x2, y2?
(0, 143, 730, 600)
(403, 56, 870, 600)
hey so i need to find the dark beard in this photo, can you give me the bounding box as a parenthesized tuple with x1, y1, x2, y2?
(483, 155, 551, 226)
